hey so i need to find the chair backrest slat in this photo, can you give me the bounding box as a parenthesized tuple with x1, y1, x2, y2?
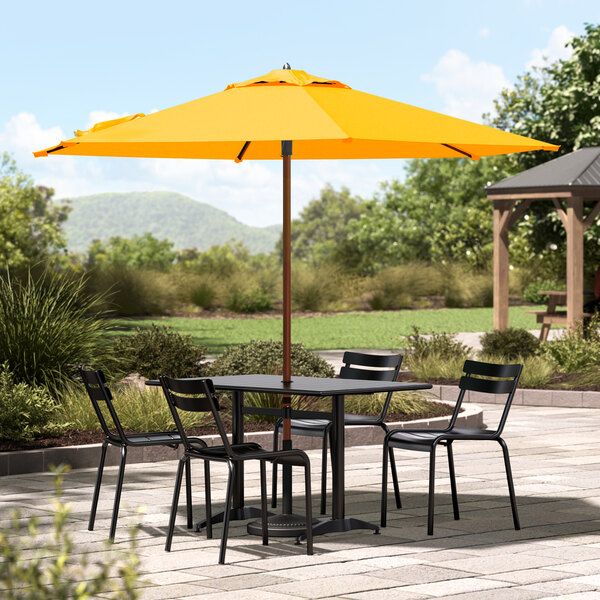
(340, 352, 403, 421)
(463, 360, 521, 379)
(459, 376, 516, 395)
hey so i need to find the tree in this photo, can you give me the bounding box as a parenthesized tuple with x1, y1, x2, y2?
(0, 153, 70, 268)
(87, 232, 176, 271)
(346, 156, 515, 273)
(276, 185, 367, 266)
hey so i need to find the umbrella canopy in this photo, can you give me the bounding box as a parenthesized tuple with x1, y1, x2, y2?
(35, 68, 558, 160)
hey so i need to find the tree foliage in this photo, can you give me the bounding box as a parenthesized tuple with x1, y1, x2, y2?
(0, 153, 70, 268)
(87, 232, 176, 271)
(277, 185, 367, 266)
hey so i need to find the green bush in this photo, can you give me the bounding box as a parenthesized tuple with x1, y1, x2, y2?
(85, 266, 178, 315)
(0, 269, 112, 396)
(539, 326, 600, 372)
(368, 264, 442, 310)
(112, 324, 208, 379)
(0, 466, 141, 599)
(522, 279, 564, 304)
(0, 363, 59, 441)
(209, 340, 334, 422)
(480, 328, 540, 360)
(292, 264, 340, 311)
(403, 326, 471, 361)
(225, 286, 273, 313)
(189, 280, 217, 309)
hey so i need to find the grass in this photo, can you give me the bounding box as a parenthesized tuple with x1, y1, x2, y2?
(110, 306, 545, 354)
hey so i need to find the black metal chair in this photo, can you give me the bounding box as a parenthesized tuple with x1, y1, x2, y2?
(160, 375, 313, 564)
(381, 359, 523, 535)
(272, 351, 403, 514)
(79, 367, 205, 541)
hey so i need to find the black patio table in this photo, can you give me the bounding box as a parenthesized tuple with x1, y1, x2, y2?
(147, 374, 432, 540)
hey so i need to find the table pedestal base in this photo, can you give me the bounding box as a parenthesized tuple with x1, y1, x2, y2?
(195, 506, 268, 532)
(295, 517, 380, 542)
(247, 513, 320, 537)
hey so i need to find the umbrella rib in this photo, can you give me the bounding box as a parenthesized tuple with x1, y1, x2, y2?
(442, 143, 473, 159)
(236, 141, 251, 162)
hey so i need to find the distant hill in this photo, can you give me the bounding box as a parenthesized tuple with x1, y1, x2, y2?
(63, 191, 281, 254)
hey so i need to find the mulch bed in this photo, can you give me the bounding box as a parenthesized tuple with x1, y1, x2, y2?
(0, 403, 454, 453)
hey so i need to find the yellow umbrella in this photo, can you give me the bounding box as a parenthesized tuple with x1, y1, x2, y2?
(35, 65, 557, 531)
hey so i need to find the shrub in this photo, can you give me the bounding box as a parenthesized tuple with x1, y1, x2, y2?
(85, 266, 178, 315)
(0, 269, 112, 396)
(225, 286, 273, 313)
(405, 353, 467, 381)
(539, 326, 600, 372)
(0, 466, 141, 599)
(367, 264, 442, 310)
(112, 324, 208, 379)
(189, 280, 217, 309)
(522, 279, 564, 304)
(292, 264, 341, 312)
(209, 340, 334, 422)
(439, 264, 493, 308)
(403, 326, 471, 361)
(480, 328, 540, 360)
(0, 363, 59, 441)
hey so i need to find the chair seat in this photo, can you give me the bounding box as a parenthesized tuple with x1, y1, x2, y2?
(388, 427, 493, 451)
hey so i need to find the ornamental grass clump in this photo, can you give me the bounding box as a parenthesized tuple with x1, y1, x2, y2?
(0, 268, 112, 396)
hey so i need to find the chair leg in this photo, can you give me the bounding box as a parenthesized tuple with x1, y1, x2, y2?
(165, 456, 186, 552)
(382, 425, 401, 509)
(304, 462, 313, 556)
(320, 430, 329, 515)
(89, 440, 108, 531)
(447, 442, 460, 521)
(498, 438, 521, 530)
(271, 422, 280, 508)
(185, 457, 193, 529)
(109, 445, 127, 541)
(204, 460, 213, 539)
(427, 445, 437, 536)
(219, 461, 235, 565)
(380, 440, 389, 527)
(260, 460, 268, 546)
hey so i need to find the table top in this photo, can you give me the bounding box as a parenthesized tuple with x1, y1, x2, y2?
(147, 374, 431, 396)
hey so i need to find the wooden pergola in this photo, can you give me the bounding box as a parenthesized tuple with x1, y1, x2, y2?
(487, 147, 600, 331)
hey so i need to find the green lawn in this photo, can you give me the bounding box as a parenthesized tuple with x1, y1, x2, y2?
(111, 306, 546, 354)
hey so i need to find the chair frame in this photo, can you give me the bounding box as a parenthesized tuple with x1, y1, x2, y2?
(381, 359, 523, 535)
(271, 351, 403, 515)
(79, 366, 203, 541)
(160, 375, 313, 564)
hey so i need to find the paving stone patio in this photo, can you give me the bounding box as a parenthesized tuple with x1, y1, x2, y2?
(1, 404, 599, 599)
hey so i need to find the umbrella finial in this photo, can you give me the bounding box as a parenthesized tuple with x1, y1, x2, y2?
(283, 63, 291, 69)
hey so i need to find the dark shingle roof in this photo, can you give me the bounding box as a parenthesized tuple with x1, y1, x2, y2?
(487, 147, 600, 193)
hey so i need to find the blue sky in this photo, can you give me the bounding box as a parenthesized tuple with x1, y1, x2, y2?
(1, 1, 598, 226)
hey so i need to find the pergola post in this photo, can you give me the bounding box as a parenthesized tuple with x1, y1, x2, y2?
(493, 199, 511, 330)
(566, 197, 584, 330)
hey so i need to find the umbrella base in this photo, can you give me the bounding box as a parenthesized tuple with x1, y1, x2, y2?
(247, 513, 319, 537)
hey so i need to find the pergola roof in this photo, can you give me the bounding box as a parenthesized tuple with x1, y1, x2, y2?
(487, 146, 600, 196)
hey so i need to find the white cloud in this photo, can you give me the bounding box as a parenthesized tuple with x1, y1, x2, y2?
(421, 49, 510, 121)
(526, 25, 574, 71)
(1, 111, 397, 227)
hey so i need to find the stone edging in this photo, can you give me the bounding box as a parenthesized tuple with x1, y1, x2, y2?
(0, 401, 482, 477)
(433, 385, 600, 409)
